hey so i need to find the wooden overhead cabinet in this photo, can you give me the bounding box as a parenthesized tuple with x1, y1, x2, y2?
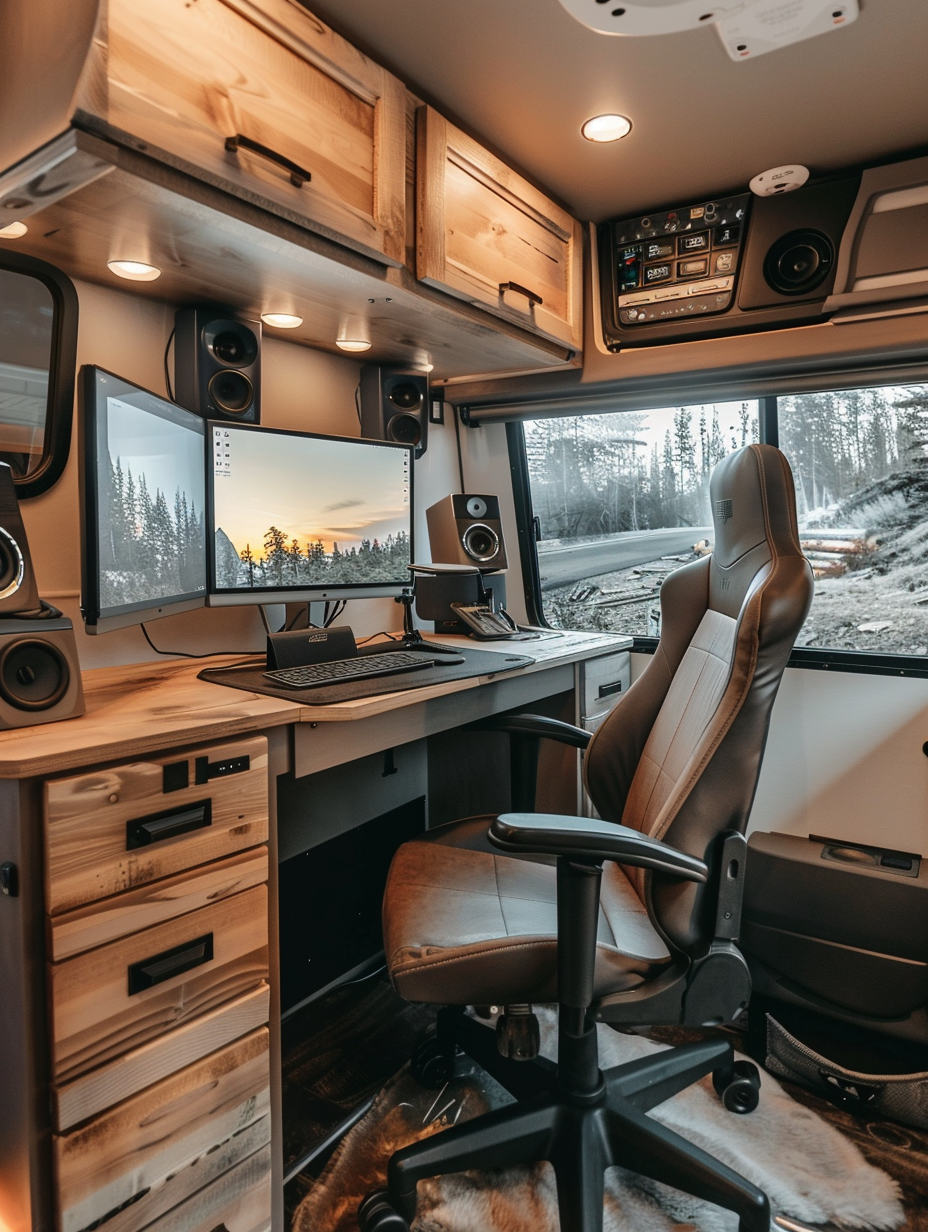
(417, 106, 583, 352)
(74, 0, 407, 264)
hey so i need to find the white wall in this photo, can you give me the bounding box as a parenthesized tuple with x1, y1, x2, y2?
(22, 279, 457, 668)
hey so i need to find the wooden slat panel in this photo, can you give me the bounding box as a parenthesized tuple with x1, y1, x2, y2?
(44, 736, 268, 915)
(48, 849, 269, 961)
(417, 105, 583, 350)
(49, 885, 268, 1083)
(53, 983, 270, 1130)
(53, 1029, 269, 1232)
(75, 0, 406, 264)
(134, 1144, 271, 1232)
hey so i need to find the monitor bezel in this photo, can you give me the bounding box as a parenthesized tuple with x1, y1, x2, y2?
(79, 365, 208, 634)
(205, 420, 415, 607)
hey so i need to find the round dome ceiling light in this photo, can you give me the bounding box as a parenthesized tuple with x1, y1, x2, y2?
(261, 312, 303, 328)
(107, 260, 161, 282)
(336, 338, 372, 352)
(581, 114, 632, 142)
(0, 221, 28, 239)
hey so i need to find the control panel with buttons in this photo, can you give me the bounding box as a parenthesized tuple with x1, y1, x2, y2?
(607, 193, 751, 327)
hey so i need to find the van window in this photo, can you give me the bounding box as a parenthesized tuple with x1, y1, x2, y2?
(520, 380, 928, 660)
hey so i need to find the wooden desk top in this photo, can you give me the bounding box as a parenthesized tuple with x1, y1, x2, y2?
(0, 631, 631, 778)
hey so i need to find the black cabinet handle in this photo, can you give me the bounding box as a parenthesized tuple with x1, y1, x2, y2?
(499, 281, 543, 308)
(128, 933, 214, 995)
(126, 800, 212, 850)
(224, 134, 312, 188)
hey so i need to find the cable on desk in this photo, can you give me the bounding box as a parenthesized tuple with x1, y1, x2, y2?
(140, 623, 261, 659)
(356, 631, 403, 646)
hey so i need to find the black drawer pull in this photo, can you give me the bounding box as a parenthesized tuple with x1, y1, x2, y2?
(598, 681, 623, 699)
(499, 281, 544, 308)
(224, 134, 312, 188)
(126, 800, 212, 850)
(128, 933, 214, 995)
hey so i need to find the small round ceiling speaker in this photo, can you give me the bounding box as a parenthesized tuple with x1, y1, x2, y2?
(556, 0, 748, 37)
(749, 164, 810, 197)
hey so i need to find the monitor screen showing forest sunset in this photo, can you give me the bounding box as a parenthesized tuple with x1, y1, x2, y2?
(207, 423, 413, 605)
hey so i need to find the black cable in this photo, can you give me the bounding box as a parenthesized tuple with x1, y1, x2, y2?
(323, 600, 346, 627)
(163, 327, 176, 402)
(140, 622, 261, 660)
(355, 381, 362, 427)
(453, 404, 466, 493)
(356, 631, 402, 645)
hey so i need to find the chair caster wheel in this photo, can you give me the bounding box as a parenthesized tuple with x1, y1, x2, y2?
(410, 1031, 456, 1088)
(358, 1191, 410, 1231)
(713, 1060, 761, 1114)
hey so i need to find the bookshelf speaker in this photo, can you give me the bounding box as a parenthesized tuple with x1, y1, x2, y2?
(174, 307, 261, 423)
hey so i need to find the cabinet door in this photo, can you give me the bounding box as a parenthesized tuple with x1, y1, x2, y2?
(417, 106, 583, 351)
(76, 0, 406, 264)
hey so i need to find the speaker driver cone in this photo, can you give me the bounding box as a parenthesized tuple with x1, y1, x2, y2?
(763, 229, 834, 296)
(0, 638, 69, 711)
(389, 382, 424, 411)
(462, 523, 500, 564)
(0, 527, 25, 601)
(386, 413, 422, 447)
(208, 370, 254, 414)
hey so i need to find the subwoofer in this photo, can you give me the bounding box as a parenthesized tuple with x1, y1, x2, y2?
(359, 366, 428, 458)
(0, 461, 40, 616)
(426, 494, 508, 572)
(174, 307, 261, 423)
(0, 615, 85, 728)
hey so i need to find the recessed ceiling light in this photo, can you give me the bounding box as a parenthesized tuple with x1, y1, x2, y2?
(261, 312, 303, 328)
(581, 114, 632, 143)
(0, 221, 28, 239)
(107, 260, 161, 282)
(336, 338, 372, 352)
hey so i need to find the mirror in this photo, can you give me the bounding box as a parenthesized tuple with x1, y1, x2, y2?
(0, 250, 77, 497)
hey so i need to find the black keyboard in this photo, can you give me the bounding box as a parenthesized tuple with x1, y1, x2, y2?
(263, 649, 438, 690)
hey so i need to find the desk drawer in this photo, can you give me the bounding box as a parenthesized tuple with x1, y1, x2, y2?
(49, 884, 268, 1083)
(53, 1029, 269, 1232)
(131, 1145, 271, 1232)
(44, 736, 268, 915)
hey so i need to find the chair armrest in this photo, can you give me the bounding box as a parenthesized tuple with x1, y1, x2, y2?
(489, 813, 708, 882)
(466, 714, 591, 749)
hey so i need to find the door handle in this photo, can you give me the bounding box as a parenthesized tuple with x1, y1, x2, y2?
(128, 934, 214, 995)
(499, 281, 544, 308)
(224, 134, 312, 188)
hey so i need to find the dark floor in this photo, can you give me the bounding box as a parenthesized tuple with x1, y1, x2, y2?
(283, 979, 928, 1231)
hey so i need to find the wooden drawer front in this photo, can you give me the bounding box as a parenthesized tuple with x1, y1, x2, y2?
(77, 0, 405, 264)
(44, 736, 268, 915)
(53, 1029, 269, 1232)
(53, 983, 270, 1131)
(417, 106, 583, 351)
(133, 1146, 271, 1232)
(49, 885, 268, 1083)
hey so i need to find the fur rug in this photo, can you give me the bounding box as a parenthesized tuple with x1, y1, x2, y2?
(292, 1011, 905, 1232)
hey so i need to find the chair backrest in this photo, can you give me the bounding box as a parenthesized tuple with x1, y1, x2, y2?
(583, 444, 813, 955)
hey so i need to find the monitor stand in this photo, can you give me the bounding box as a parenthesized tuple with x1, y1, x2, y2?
(395, 593, 462, 655)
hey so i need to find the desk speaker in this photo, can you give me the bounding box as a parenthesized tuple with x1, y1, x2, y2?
(0, 615, 84, 728)
(426, 494, 508, 571)
(359, 366, 428, 457)
(174, 307, 261, 423)
(0, 461, 40, 617)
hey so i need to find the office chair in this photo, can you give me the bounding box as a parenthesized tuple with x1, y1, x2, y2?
(359, 444, 814, 1232)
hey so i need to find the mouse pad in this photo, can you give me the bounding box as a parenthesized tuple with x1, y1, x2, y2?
(198, 644, 536, 705)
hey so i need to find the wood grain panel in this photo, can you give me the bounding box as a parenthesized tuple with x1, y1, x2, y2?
(48, 849, 268, 961)
(75, 0, 406, 263)
(135, 1144, 271, 1232)
(49, 885, 268, 1083)
(44, 736, 268, 915)
(417, 106, 583, 351)
(53, 983, 270, 1131)
(53, 1029, 269, 1232)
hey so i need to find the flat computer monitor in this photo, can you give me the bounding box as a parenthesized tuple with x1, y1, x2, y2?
(80, 366, 208, 633)
(207, 422, 413, 605)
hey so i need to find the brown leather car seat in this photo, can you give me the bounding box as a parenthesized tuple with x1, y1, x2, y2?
(362, 444, 814, 1232)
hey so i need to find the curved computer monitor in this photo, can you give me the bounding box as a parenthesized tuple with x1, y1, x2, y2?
(80, 366, 208, 633)
(207, 422, 413, 606)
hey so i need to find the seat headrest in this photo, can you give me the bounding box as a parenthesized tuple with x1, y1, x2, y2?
(709, 443, 801, 569)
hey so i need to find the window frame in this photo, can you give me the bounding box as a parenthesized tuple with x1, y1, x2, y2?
(506, 384, 928, 679)
(0, 249, 78, 498)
